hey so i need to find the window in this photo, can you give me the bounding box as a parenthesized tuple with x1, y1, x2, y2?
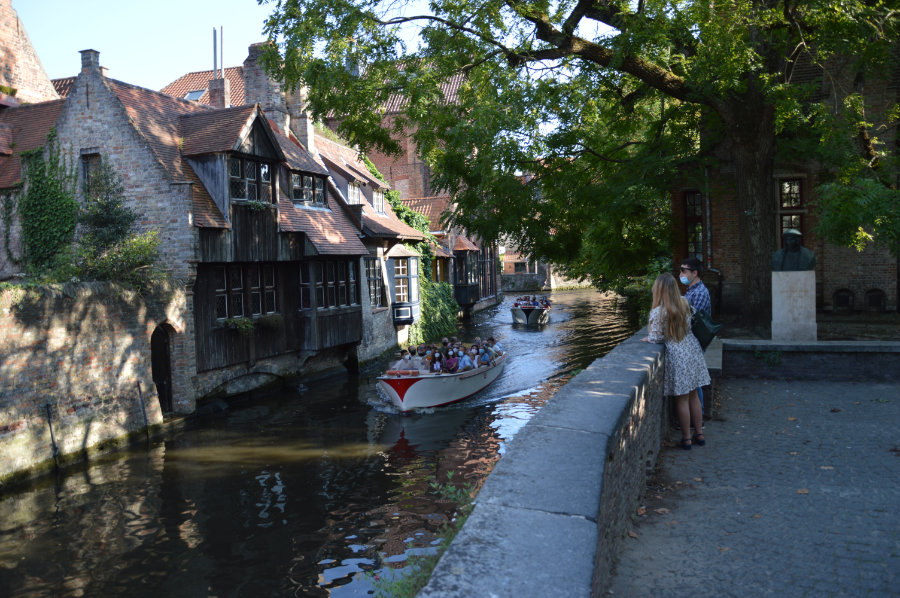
(230, 156, 274, 203)
(184, 89, 205, 101)
(778, 179, 804, 243)
(302, 260, 360, 309)
(299, 263, 313, 309)
(373, 189, 384, 213)
(393, 257, 419, 303)
(211, 263, 278, 320)
(290, 173, 327, 206)
(365, 257, 384, 308)
(684, 191, 703, 262)
(348, 182, 361, 205)
(81, 153, 102, 191)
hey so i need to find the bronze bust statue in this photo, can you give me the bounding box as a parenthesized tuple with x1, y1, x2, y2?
(770, 229, 816, 271)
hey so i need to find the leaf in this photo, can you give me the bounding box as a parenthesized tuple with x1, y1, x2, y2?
(820, 465, 834, 470)
(796, 488, 809, 494)
(787, 416, 798, 421)
(636, 507, 647, 516)
(654, 508, 669, 515)
(628, 530, 639, 539)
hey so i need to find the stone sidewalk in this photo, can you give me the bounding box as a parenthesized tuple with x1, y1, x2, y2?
(607, 377, 900, 597)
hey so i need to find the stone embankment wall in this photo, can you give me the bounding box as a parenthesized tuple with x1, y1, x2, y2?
(0, 283, 181, 483)
(420, 331, 667, 597)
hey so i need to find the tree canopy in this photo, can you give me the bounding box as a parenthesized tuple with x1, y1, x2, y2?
(262, 0, 899, 325)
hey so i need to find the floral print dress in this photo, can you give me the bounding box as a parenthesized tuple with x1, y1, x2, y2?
(648, 306, 711, 396)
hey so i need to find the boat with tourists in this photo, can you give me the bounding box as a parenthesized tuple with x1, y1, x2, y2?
(511, 295, 551, 326)
(377, 354, 508, 412)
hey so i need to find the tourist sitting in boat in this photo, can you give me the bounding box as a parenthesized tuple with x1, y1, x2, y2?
(431, 351, 443, 374)
(478, 347, 493, 367)
(443, 351, 459, 373)
(488, 336, 504, 355)
(392, 349, 412, 370)
(484, 342, 499, 360)
(458, 348, 476, 371)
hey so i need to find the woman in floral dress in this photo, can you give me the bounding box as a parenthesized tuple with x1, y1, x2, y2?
(642, 273, 711, 449)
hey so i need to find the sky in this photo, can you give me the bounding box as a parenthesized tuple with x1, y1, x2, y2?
(14, 0, 278, 91)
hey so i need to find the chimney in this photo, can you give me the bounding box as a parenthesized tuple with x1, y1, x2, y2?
(287, 87, 316, 156)
(80, 49, 100, 73)
(208, 77, 231, 109)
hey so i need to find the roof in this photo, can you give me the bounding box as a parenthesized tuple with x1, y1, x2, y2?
(454, 233, 479, 252)
(180, 105, 267, 156)
(267, 121, 329, 176)
(159, 67, 246, 105)
(316, 134, 425, 242)
(52, 77, 75, 98)
(400, 195, 452, 232)
(105, 78, 228, 228)
(383, 68, 464, 114)
(0, 99, 66, 189)
(277, 185, 367, 255)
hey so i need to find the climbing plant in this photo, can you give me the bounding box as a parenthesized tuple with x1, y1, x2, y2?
(18, 130, 77, 271)
(363, 157, 459, 343)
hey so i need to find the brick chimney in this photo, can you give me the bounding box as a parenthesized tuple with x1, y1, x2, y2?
(287, 87, 316, 156)
(80, 49, 100, 73)
(208, 77, 231, 109)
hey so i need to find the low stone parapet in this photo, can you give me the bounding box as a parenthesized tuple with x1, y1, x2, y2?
(419, 330, 667, 597)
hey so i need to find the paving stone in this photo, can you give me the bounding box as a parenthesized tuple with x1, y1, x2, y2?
(607, 378, 900, 597)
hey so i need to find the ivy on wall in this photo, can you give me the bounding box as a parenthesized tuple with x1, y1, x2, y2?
(363, 157, 459, 342)
(19, 130, 77, 271)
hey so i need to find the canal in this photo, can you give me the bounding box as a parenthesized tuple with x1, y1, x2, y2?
(0, 290, 638, 597)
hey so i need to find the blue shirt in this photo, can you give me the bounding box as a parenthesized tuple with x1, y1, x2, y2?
(685, 280, 711, 316)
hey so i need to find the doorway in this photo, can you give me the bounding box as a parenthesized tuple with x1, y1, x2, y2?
(151, 325, 173, 413)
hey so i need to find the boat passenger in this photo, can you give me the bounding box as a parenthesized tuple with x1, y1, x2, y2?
(478, 347, 492, 367)
(431, 351, 443, 374)
(458, 349, 475, 372)
(439, 338, 451, 359)
(484, 343, 499, 360)
(443, 351, 459, 373)
(392, 349, 412, 371)
(488, 336, 503, 354)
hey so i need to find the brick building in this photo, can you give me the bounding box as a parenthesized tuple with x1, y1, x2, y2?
(0, 0, 58, 105)
(670, 53, 899, 315)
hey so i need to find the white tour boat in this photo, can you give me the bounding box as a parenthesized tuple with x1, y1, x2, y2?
(377, 354, 508, 412)
(511, 296, 551, 326)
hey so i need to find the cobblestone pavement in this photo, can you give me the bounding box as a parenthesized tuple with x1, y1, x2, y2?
(608, 378, 900, 598)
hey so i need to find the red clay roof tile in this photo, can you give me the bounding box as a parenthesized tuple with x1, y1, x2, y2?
(0, 99, 65, 189)
(160, 67, 246, 106)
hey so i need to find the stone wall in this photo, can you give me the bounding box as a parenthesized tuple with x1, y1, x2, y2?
(420, 331, 668, 597)
(0, 282, 183, 483)
(0, 0, 60, 104)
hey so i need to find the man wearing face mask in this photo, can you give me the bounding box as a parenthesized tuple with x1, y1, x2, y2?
(680, 256, 711, 420)
(680, 256, 710, 318)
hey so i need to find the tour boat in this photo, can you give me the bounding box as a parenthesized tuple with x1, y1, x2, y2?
(376, 354, 508, 412)
(511, 296, 551, 326)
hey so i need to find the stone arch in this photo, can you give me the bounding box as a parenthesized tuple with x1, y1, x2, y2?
(150, 323, 176, 413)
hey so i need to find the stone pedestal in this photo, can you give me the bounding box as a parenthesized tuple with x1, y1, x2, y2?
(771, 271, 817, 341)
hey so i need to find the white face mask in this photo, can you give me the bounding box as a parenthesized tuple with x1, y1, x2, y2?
(679, 276, 690, 285)
(403, 355, 410, 360)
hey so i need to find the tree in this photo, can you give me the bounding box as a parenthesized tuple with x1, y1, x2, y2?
(262, 0, 899, 326)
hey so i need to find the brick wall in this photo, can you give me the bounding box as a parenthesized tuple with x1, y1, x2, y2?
(0, 0, 60, 104)
(0, 282, 184, 482)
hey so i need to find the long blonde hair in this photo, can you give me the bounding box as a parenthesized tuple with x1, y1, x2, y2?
(651, 273, 691, 342)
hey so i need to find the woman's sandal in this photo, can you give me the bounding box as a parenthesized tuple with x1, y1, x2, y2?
(692, 433, 706, 446)
(680, 438, 692, 450)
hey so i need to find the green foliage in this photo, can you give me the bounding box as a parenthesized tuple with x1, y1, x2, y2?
(79, 159, 136, 253)
(19, 130, 77, 270)
(224, 316, 255, 336)
(408, 260, 460, 345)
(77, 231, 164, 292)
(616, 256, 673, 325)
(262, 0, 899, 321)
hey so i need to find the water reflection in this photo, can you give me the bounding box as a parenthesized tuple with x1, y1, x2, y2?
(0, 290, 636, 597)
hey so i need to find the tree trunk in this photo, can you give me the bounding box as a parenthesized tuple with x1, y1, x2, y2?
(725, 98, 777, 331)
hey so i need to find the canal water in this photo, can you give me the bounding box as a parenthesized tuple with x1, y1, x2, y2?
(0, 290, 638, 597)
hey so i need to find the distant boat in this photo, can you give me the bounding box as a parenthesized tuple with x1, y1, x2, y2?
(376, 355, 508, 412)
(511, 296, 551, 326)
